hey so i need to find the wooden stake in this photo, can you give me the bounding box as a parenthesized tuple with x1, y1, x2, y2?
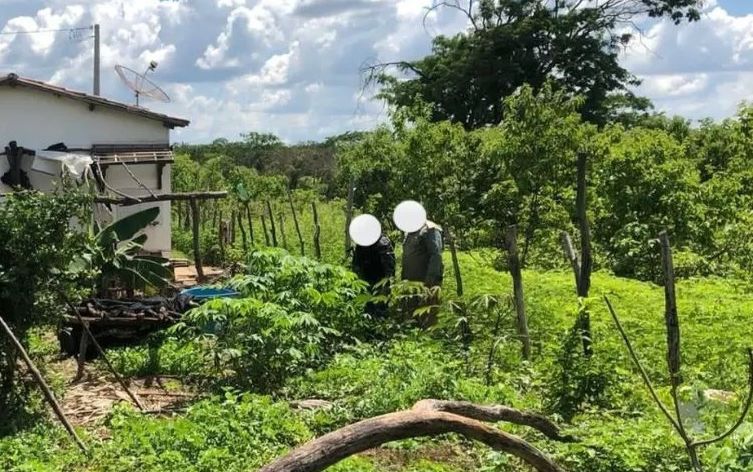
(312, 201, 322, 260)
(218, 211, 226, 262)
(344, 181, 355, 259)
(61, 296, 146, 411)
(659, 231, 682, 387)
(266, 201, 278, 247)
(230, 210, 237, 245)
(245, 203, 255, 245)
(278, 212, 288, 250)
(505, 225, 531, 361)
(446, 227, 463, 297)
(287, 190, 305, 256)
(189, 197, 205, 282)
(238, 210, 248, 252)
(0, 315, 88, 454)
(75, 328, 89, 382)
(261, 212, 271, 246)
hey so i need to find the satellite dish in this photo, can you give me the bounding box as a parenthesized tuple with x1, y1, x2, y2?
(115, 61, 170, 106)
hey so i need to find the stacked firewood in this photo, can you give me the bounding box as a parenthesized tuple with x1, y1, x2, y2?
(68, 296, 194, 324)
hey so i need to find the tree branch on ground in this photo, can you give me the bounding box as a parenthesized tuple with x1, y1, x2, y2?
(260, 399, 570, 472)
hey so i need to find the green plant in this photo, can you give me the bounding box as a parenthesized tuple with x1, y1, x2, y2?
(171, 249, 368, 391)
(81, 207, 173, 297)
(0, 189, 90, 430)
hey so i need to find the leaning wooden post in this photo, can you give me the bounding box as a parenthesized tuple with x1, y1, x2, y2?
(245, 203, 255, 245)
(230, 210, 237, 245)
(61, 297, 145, 411)
(446, 227, 463, 297)
(278, 212, 288, 250)
(287, 189, 305, 256)
(237, 210, 248, 252)
(344, 181, 355, 259)
(189, 197, 205, 282)
(505, 225, 531, 361)
(660, 231, 683, 389)
(312, 201, 322, 260)
(218, 211, 226, 263)
(0, 315, 88, 454)
(266, 200, 278, 247)
(261, 212, 271, 246)
(75, 327, 89, 381)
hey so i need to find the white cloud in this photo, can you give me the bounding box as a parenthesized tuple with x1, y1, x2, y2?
(3, 0, 753, 143)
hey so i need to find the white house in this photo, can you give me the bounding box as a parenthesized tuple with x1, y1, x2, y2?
(0, 73, 189, 255)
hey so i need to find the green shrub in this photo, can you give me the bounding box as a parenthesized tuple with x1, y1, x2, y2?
(172, 249, 368, 391)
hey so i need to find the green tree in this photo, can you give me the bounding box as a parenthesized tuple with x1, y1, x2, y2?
(373, 0, 701, 127)
(0, 190, 90, 429)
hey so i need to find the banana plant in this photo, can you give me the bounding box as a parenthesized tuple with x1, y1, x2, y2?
(79, 207, 173, 297)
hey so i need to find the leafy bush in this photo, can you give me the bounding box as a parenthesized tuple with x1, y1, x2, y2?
(0, 189, 90, 429)
(172, 249, 368, 391)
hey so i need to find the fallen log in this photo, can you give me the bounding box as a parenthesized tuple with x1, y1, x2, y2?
(260, 400, 569, 472)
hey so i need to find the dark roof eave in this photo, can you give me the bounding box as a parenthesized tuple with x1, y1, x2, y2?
(0, 73, 190, 128)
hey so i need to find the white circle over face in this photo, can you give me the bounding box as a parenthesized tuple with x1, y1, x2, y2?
(393, 200, 427, 233)
(349, 214, 382, 246)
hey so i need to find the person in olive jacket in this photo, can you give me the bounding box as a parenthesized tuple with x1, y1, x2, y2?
(400, 220, 444, 327)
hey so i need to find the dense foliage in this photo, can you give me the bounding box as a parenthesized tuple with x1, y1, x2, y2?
(338, 87, 753, 281)
(0, 189, 90, 430)
(170, 249, 369, 391)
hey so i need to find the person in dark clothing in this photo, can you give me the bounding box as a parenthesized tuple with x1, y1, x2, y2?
(400, 220, 444, 327)
(352, 234, 396, 317)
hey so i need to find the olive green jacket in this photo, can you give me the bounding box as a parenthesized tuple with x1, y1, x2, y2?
(400, 221, 444, 287)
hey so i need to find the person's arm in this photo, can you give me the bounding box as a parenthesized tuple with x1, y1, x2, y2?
(424, 229, 444, 287)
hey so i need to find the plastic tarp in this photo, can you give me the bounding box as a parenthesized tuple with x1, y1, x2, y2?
(31, 151, 93, 178)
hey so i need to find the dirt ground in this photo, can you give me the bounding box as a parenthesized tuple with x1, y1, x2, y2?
(55, 357, 197, 428)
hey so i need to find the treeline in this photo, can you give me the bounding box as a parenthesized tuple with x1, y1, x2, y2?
(172, 88, 753, 283)
(337, 85, 753, 281)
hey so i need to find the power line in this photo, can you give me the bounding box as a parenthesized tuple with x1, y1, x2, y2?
(0, 26, 92, 36)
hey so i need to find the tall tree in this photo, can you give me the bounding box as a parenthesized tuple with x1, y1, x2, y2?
(371, 0, 701, 127)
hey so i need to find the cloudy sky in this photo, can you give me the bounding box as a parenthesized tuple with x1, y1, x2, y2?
(0, 0, 751, 143)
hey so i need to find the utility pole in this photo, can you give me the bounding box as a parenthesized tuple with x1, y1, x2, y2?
(93, 24, 100, 95)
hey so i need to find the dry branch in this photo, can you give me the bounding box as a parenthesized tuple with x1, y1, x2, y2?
(0, 315, 88, 454)
(94, 191, 227, 206)
(260, 400, 567, 472)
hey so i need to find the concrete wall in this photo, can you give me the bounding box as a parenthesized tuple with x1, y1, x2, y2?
(0, 86, 174, 253)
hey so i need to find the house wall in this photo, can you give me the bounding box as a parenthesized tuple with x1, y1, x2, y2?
(0, 86, 174, 254)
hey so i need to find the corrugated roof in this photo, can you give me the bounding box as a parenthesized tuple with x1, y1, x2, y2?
(0, 73, 190, 128)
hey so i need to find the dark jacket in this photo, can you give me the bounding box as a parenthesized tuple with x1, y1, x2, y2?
(352, 235, 396, 286)
(401, 221, 443, 287)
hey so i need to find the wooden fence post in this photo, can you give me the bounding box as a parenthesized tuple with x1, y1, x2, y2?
(344, 181, 355, 259)
(288, 190, 305, 256)
(261, 213, 271, 246)
(505, 225, 531, 361)
(245, 203, 255, 245)
(218, 211, 226, 262)
(446, 227, 463, 297)
(189, 197, 205, 282)
(312, 201, 322, 260)
(279, 212, 289, 250)
(266, 200, 278, 247)
(238, 210, 248, 252)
